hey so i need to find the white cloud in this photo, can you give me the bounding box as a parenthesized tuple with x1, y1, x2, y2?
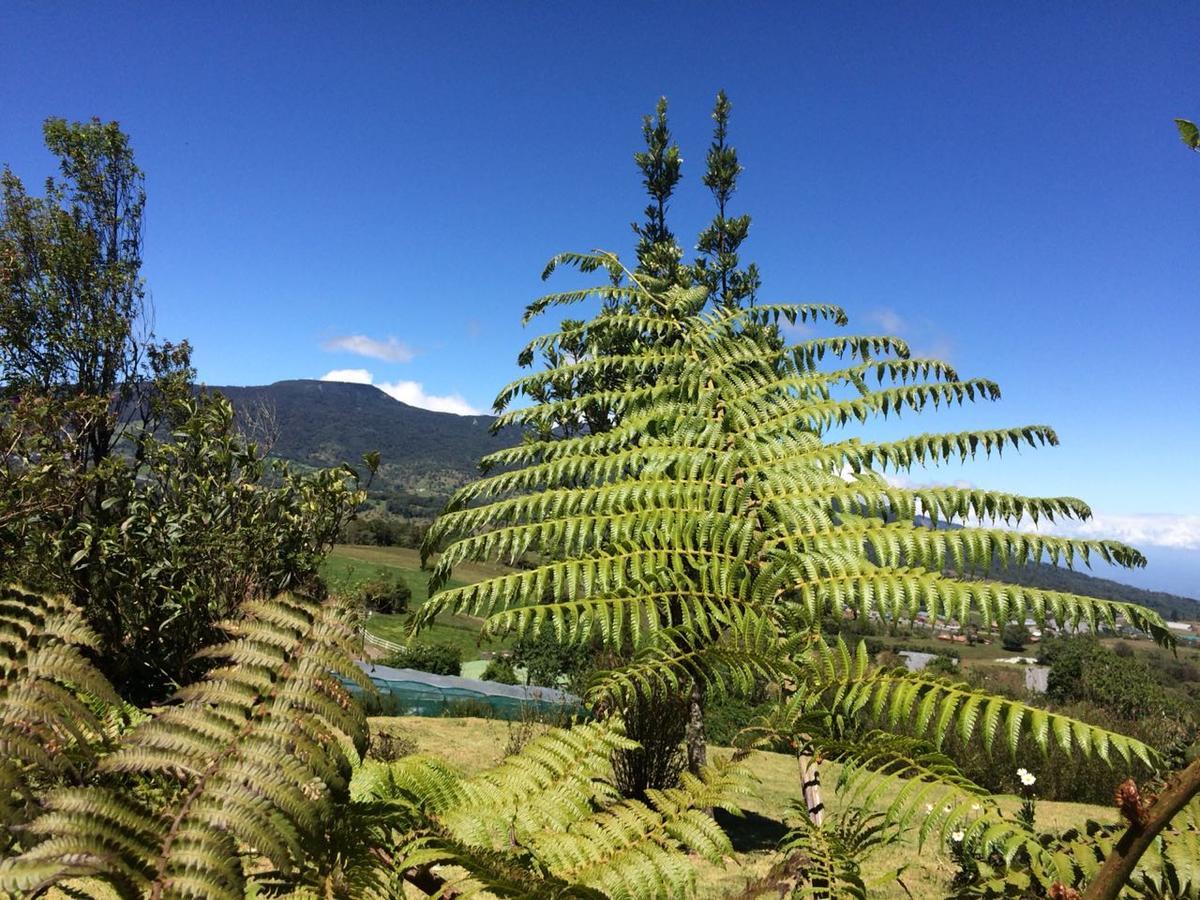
(318, 368, 373, 384)
(874, 472, 1200, 550)
(322, 334, 415, 363)
(318, 369, 480, 416)
(1038, 513, 1200, 551)
(375, 379, 481, 416)
(868, 308, 907, 334)
(862, 309, 954, 361)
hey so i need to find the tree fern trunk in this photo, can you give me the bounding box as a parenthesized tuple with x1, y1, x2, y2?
(798, 749, 824, 826)
(685, 680, 707, 774)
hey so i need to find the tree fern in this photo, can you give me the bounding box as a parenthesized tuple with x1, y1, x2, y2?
(421, 256, 1169, 767)
(0, 591, 371, 899)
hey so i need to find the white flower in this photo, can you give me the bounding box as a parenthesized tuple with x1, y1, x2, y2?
(1016, 767, 1029, 779)
(924, 803, 934, 813)
(1020, 771, 1037, 787)
(951, 830, 965, 842)
(970, 803, 981, 812)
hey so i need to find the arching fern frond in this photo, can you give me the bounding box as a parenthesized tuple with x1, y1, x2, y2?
(0, 592, 371, 900)
(790, 637, 1160, 767)
(0, 586, 119, 852)
(353, 721, 749, 899)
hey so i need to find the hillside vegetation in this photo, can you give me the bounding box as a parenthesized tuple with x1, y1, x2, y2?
(214, 379, 519, 498)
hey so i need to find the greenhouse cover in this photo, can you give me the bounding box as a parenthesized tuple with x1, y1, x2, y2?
(354, 661, 586, 720)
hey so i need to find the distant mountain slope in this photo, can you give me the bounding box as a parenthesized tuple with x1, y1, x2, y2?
(913, 516, 1200, 618)
(211, 380, 520, 495)
(981, 560, 1200, 621)
(211, 380, 1198, 615)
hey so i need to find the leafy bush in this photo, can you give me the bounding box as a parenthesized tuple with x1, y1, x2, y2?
(342, 514, 427, 548)
(924, 655, 960, 676)
(1001, 623, 1031, 651)
(482, 656, 518, 684)
(512, 623, 594, 689)
(1041, 637, 1171, 720)
(0, 119, 371, 703)
(383, 641, 462, 676)
(357, 574, 412, 614)
(367, 722, 418, 760)
(704, 694, 776, 746)
(611, 690, 687, 800)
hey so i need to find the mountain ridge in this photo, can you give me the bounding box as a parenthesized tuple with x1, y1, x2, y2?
(209, 379, 518, 495)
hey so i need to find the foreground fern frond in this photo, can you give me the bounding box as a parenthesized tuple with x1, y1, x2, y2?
(353, 721, 750, 899)
(0, 586, 119, 852)
(0, 592, 370, 899)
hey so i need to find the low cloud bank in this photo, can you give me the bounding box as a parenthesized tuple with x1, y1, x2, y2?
(318, 369, 480, 416)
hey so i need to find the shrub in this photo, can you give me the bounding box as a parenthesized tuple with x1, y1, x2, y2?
(512, 623, 594, 689)
(704, 694, 775, 746)
(1001, 623, 1031, 652)
(383, 641, 462, 676)
(483, 657, 519, 684)
(925, 655, 960, 676)
(611, 690, 687, 800)
(367, 723, 418, 761)
(357, 575, 412, 614)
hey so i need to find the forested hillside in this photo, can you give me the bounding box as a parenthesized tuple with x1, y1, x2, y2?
(214, 379, 520, 498)
(986, 560, 1200, 619)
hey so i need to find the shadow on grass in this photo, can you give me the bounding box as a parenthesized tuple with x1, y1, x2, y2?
(716, 807, 789, 853)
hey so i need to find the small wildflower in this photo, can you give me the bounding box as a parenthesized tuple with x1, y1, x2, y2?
(1016, 767, 1029, 779)
(951, 830, 965, 842)
(970, 803, 981, 812)
(924, 803, 934, 813)
(1020, 771, 1037, 787)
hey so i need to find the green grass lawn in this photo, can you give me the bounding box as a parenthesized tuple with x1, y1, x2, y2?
(323, 544, 512, 659)
(369, 715, 1118, 899)
(873, 633, 1017, 661)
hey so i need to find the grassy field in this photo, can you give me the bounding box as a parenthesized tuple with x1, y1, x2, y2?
(323, 544, 512, 657)
(370, 715, 1118, 899)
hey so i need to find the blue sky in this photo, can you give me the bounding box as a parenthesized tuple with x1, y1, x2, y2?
(2, 2, 1198, 595)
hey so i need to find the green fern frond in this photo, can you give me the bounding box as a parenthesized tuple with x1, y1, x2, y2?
(0, 586, 119, 851)
(796, 637, 1160, 767)
(424, 253, 1170, 860)
(446, 721, 632, 846)
(528, 757, 750, 899)
(353, 721, 745, 899)
(774, 815, 872, 899)
(0, 592, 370, 900)
(817, 425, 1060, 473)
